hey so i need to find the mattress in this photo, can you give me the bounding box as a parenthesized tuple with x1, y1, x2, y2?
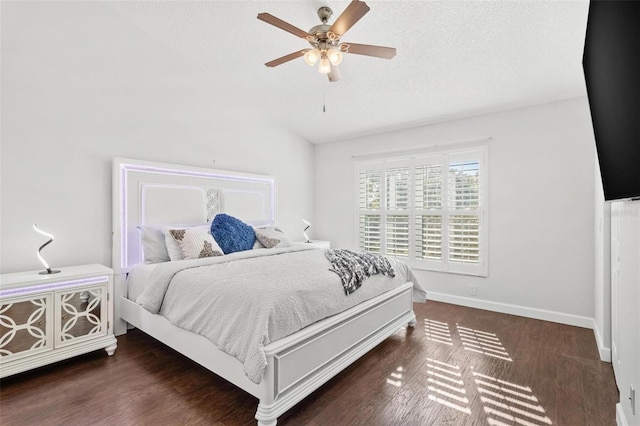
(126, 262, 160, 302)
(127, 246, 426, 383)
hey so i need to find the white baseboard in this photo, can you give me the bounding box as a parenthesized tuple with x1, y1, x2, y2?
(616, 403, 630, 426)
(592, 320, 612, 362)
(427, 292, 594, 329)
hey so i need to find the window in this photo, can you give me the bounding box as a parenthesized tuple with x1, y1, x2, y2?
(356, 146, 488, 276)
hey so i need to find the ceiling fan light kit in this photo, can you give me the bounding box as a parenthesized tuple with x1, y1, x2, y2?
(318, 56, 331, 74)
(327, 48, 343, 66)
(257, 0, 396, 82)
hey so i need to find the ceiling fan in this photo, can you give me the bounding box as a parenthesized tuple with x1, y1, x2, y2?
(257, 0, 396, 82)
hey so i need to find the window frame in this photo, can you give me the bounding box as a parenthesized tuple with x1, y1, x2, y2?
(355, 145, 488, 277)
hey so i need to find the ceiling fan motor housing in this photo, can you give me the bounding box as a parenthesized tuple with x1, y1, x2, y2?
(317, 6, 333, 23)
(307, 6, 346, 51)
(307, 24, 341, 50)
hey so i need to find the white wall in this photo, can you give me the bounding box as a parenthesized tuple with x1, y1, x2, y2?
(593, 159, 612, 360)
(315, 98, 596, 323)
(0, 2, 314, 273)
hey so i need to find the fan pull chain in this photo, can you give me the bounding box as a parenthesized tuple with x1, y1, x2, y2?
(323, 79, 327, 113)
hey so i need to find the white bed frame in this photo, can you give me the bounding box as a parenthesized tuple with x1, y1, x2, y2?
(112, 158, 417, 426)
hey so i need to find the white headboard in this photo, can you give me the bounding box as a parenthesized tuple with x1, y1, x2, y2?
(112, 158, 276, 275)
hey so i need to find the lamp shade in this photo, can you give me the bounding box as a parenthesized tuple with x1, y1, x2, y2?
(327, 48, 343, 65)
(304, 48, 320, 66)
(318, 57, 331, 74)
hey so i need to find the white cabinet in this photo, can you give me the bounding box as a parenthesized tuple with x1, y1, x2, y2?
(610, 200, 639, 426)
(0, 264, 117, 378)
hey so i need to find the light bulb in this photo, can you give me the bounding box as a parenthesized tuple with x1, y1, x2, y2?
(327, 48, 343, 65)
(318, 57, 331, 74)
(304, 48, 320, 66)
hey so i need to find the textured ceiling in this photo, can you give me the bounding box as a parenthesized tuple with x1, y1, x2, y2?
(107, 1, 590, 144)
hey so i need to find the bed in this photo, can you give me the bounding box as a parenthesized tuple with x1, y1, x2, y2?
(112, 158, 426, 426)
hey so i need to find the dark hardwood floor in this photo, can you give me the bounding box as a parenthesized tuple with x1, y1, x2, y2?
(0, 301, 618, 425)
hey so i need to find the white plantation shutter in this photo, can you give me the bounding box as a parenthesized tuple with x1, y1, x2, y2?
(447, 161, 480, 263)
(385, 167, 410, 210)
(358, 169, 382, 253)
(414, 160, 443, 263)
(385, 166, 410, 257)
(356, 146, 487, 276)
(415, 215, 442, 260)
(415, 163, 442, 210)
(359, 214, 381, 253)
(446, 152, 483, 273)
(386, 215, 410, 257)
(359, 170, 381, 210)
(448, 161, 480, 210)
(449, 215, 480, 263)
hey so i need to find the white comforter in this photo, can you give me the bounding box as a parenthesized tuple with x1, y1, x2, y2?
(135, 246, 426, 383)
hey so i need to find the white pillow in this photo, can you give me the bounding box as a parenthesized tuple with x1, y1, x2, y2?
(172, 227, 224, 259)
(163, 224, 210, 261)
(254, 226, 292, 249)
(137, 225, 170, 263)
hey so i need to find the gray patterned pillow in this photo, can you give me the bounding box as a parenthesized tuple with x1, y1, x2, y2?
(254, 226, 292, 249)
(163, 224, 210, 261)
(172, 227, 224, 259)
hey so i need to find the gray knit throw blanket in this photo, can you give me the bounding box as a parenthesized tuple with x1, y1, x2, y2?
(325, 249, 396, 295)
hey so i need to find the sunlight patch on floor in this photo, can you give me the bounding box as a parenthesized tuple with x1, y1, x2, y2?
(457, 324, 513, 361)
(473, 371, 552, 425)
(424, 319, 453, 345)
(386, 366, 404, 387)
(425, 358, 471, 414)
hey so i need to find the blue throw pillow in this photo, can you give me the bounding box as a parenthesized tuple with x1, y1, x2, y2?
(210, 214, 256, 254)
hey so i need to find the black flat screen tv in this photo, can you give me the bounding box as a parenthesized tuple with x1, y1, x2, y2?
(582, 0, 640, 201)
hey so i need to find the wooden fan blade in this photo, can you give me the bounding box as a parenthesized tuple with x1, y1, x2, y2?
(329, 0, 370, 38)
(328, 64, 341, 82)
(265, 50, 306, 67)
(257, 13, 311, 39)
(343, 42, 396, 59)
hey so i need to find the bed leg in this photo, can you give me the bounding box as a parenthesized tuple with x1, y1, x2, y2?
(255, 403, 277, 426)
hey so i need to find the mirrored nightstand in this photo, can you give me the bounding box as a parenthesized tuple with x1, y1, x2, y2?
(0, 264, 117, 378)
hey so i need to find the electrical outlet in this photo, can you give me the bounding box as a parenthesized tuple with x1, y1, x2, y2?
(469, 284, 477, 297)
(631, 385, 636, 415)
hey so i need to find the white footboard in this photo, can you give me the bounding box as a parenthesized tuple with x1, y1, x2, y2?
(256, 282, 415, 425)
